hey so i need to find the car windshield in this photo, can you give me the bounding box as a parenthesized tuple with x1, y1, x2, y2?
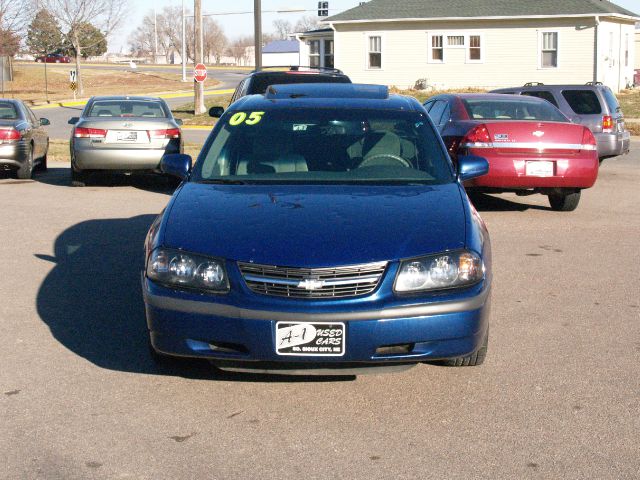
(0, 102, 18, 120)
(250, 74, 350, 95)
(463, 98, 568, 122)
(87, 100, 169, 118)
(192, 108, 453, 185)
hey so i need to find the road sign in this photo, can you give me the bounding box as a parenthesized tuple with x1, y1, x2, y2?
(69, 82, 77, 91)
(318, 1, 329, 16)
(194, 63, 207, 83)
(69, 70, 77, 83)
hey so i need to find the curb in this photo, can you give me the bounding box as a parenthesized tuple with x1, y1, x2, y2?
(31, 88, 235, 110)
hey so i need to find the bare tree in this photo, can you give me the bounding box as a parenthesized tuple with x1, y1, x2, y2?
(272, 19, 292, 40)
(203, 18, 227, 64)
(1, 0, 29, 56)
(294, 15, 319, 33)
(227, 36, 253, 66)
(44, 0, 129, 94)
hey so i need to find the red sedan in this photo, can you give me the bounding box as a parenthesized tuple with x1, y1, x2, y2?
(424, 93, 598, 211)
(35, 53, 71, 63)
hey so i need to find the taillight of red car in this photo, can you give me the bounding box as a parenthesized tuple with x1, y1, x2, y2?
(149, 128, 180, 139)
(461, 124, 492, 147)
(602, 115, 614, 133)
(0, 127, 21, 142)
(74, 127, 107, 138)
(581, 127, 597, 150)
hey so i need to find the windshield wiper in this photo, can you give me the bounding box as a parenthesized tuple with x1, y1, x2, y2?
(195, 179, 247, 185)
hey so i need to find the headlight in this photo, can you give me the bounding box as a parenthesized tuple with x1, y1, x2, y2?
(147, 248, 229, 293)
(394, 250, 484, 293)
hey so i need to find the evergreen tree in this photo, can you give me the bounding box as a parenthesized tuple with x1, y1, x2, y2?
(63, 23, 108, 59)
(27, 10, 64, 55)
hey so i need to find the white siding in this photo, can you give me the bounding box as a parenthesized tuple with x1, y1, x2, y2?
(634, 31, 640, 70)
(332, 18, 631, 90)
(262, 52, 300, 67)
(597, 20, 636, 90)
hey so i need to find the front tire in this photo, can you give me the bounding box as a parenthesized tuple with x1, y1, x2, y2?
(548, 191, 581, 211)
(430, 327, 489, 367)
(71, 168, 87, 187)
(16, 147, 34, 179)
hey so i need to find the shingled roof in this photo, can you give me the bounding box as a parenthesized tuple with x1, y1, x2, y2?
(326, 0, 639, 23)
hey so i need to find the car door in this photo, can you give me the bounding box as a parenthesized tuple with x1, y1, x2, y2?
(25, 105, 46, 158)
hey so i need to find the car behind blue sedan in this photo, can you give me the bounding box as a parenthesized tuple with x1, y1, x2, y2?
(143, 83, 491, 375)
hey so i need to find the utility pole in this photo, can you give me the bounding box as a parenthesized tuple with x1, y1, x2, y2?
(254, 0, 262, 70)
(194, 0, 205, 114)
(154, 7, 159, 64)
(182, 0, 187, 81)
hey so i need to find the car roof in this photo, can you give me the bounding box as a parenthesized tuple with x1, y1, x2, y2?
(495, 84, 609, 90)
(88, 96, 164, 102)
(434, 93, 551, 102)
(249, 67, 347, 78)
(228, 83, 423, 112)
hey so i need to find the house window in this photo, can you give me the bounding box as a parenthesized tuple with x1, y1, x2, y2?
(431, 35, 444, 62)
(541, 32, 558, 68)
(368, 36, 381, 68)
(625, 33, 629, 67)
(447, 35, 465, 47)
(309, 40, 320, 67)
(324, 39, 334, 68)
(468, 35, 482, 61)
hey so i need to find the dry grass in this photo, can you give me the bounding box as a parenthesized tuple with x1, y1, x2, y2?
(172, 94, 233, 126)
(3, 63, 218, 105)
(617, 89, 640, 118)
(47, 139, 202, 162)
(389, 86, 487, 104)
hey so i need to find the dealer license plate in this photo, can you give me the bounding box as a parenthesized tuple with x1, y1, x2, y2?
(275, 322, 345, 356)
(116, 131, 138, 142)
(525, 161, 554, 177)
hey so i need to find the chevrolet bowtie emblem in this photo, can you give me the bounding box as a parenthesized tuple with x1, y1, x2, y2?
(297, 278, 325, 290)
(533, 130, 544, 137)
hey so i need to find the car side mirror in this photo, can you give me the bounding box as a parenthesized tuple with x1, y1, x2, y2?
(39, 118, 50, 126)
(161, 153, 192, 180)
(174, 118, 183, 126)
(457, 155, 489, 182)
(209, 106, 224, 118)
(68, 117, 79, 125)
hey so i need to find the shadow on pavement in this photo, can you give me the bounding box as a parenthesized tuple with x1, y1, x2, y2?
(35, 214, 353, 383)
(468, 192, 550, 212)
(33, 166, 177, 195)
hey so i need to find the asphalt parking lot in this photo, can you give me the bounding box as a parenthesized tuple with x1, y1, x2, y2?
(1, 145, 639, 479)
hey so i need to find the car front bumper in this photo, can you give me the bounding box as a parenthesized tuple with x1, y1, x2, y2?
(595, 130, 631, 158)
(143, 277, 491, 368)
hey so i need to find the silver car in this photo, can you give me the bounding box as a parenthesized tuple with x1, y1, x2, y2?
(68, 96, 183, 186)
(0, 98, 50, 179)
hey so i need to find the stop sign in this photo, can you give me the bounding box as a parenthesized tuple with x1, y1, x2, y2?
(194, 63, 207, 83)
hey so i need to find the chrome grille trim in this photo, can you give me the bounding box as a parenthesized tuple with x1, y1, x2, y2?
(238, 261, 388, 298)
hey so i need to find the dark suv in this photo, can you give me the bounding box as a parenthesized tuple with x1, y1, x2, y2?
(492, 83, 630, 160)
(229, 66, 351, 103)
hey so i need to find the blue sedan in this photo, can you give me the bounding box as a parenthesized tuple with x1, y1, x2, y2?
(143, 83, 491, 375)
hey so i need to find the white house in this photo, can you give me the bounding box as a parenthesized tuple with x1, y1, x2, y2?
(262, 40, 300, 67)
(305, 0, 639, 91)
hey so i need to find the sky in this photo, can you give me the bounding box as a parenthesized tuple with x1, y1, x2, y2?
(109, 0, 640, 53)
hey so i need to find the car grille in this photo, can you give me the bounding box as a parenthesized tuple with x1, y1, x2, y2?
(238, 261, 388, 299)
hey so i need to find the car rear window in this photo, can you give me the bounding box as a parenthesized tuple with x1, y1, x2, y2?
(0, 102, 18, 120)
(462, 99, 567, 122)
(249, 74, 351, 95)
(601, 88, 620, 114)
(521, 90, 559, 108)
(561, 90, 602, 115)
(87, 100, 169, 118)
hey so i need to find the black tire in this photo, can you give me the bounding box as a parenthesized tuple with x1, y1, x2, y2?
(433, 327, 489, 367)
(16, 146, 34, 179)
(36, 142, 49, 172)
(71, 168, 87, 187)
(548, 191, 581, 211)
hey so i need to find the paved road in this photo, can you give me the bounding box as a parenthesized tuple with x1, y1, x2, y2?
(1, 147, 638, 479)
(30, 66, 246, 145)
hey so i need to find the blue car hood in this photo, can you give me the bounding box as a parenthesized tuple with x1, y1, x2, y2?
(162, 183, 466, 267)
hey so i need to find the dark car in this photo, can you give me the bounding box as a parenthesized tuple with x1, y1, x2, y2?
(144, 83, 492, 376)
(491, 83, 630, 160)
(424, 93, 599, 211)
(228, 66, 351, 103)
(0, 99, 50, 179)
(68, 96, 183, 186)
(35, 53, 71, 63)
